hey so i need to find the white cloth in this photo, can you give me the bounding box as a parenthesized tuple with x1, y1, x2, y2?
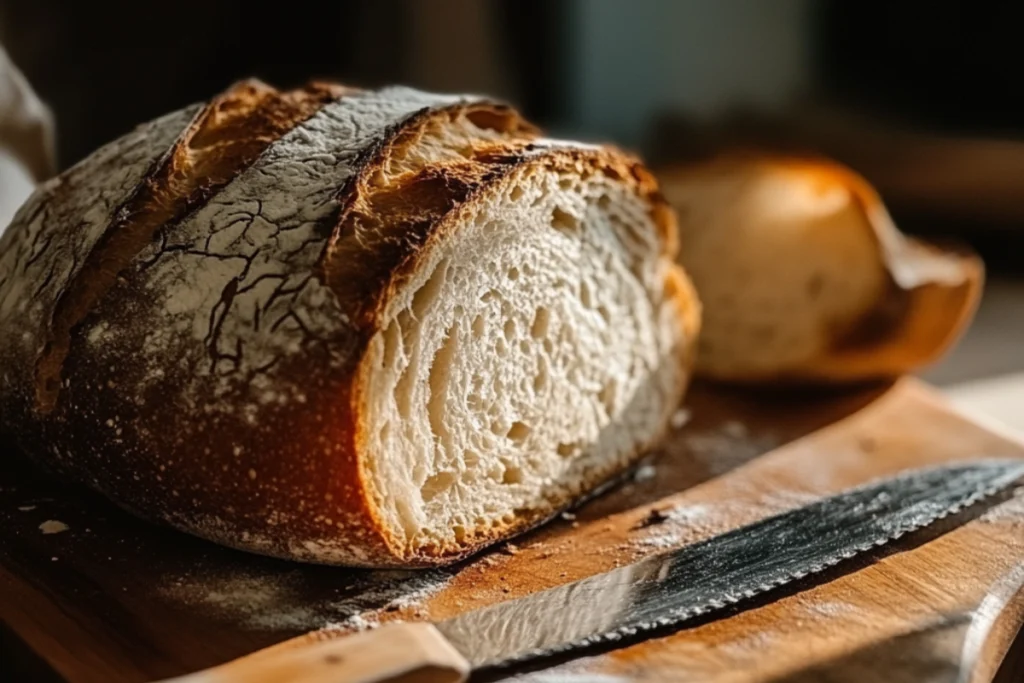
(0, 44, 55, 234)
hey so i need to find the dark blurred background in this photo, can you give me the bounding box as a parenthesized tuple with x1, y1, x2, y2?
(0, 0, 1021, 383)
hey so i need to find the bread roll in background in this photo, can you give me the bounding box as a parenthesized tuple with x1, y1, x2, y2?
(658, 154, 980, 384)
(0, 80, 700, 567)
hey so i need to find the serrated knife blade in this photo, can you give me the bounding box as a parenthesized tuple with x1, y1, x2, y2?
(436, 459, 1024, 671)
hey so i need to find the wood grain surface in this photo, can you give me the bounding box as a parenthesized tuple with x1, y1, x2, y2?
(2, 378, 1024, 682)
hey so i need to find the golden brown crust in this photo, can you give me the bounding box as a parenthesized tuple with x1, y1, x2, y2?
(658, 152, 981, 385)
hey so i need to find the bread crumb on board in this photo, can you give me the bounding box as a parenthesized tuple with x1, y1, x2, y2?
(39, 520, 69, 534)
(981, 487, 1024, 524)
(628, 503, 720, 552)
(17, 505, 36, 511)
(670, 408, 692, 429)
(326, 612, 380, 633)
(632, 464, 657, 483)
(514, 667, 631, 682)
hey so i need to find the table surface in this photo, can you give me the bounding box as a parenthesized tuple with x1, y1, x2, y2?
(3, 378, 1024, 682)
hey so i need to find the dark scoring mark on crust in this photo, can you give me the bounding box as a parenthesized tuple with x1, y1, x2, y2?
(33, 79, 350, 413)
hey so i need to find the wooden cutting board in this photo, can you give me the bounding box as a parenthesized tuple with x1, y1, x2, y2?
(3, 378, 1024, 682)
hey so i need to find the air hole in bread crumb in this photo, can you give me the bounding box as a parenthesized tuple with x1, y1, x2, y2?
(530, 307, 551, 339)
(501, 463, 524, 485)
(580, 280, 593, 309)
(471, 314, 485, 339)
(495, 338, 507, 356)
(533, 359, 549, 393)
(509, 185, 524, 201)
(508, 266, 520, 281)
(557, 442, 578, 457)
(453, 525, 468, 543)
(411, 258, 449, 319)
(422, 471, 455, 502)
(551, 207, 579, 233)
(597, 305, 611, 323)
(600, 381, 617, 415)
(464, 450, 480, 468)
(394, 351, 418, 418)
(428, 325, 458, 442)
(396, 500, 418, 537)
(542, 338, 554, 354)
(506, 421, 530, 443)
(480, 289, 499, 303)
(558, 177, 574, 190)
(598, 194, 612, 210)
(519, 340, 530, 354)
(503, 319, 516, 341)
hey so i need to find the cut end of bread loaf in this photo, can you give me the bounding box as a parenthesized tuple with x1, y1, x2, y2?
(659, 154, 981, 384)
(358, 160, 693, 561)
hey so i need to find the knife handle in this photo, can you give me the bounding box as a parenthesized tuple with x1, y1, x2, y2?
(157, 622, 470, 683)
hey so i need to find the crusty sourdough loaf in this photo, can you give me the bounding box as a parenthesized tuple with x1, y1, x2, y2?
(657, 154, 980, 384)
(0, 80, 700, 567)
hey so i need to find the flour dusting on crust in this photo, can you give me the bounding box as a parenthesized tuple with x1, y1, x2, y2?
(0, 105, 199, 422)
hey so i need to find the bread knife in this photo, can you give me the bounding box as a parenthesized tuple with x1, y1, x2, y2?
(160, 459, 1024, 683)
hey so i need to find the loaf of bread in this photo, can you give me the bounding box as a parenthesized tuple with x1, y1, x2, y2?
(657, 154, 980, 384)
(0, 80, 700, 567)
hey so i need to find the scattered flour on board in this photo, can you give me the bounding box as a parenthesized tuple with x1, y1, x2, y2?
(683, 420, 780, 476)
(670, 408, 692, 429)
(720, 628, 777, 657)
(634, 533, 681, 550)
(633, 463, 657, 483)
(160, 566, 452, 633)
(517, 674, 630, 683)
(981, 487, 1024, 524)
(666, 503, 716, 525)
(632, 503, 719, 551)
(18, 505, 36, 511)
(39, 520, 69, 534)
(758, 487, 820, 511)
(325, 612, 380, 633)
(798, 599, 860, 620)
